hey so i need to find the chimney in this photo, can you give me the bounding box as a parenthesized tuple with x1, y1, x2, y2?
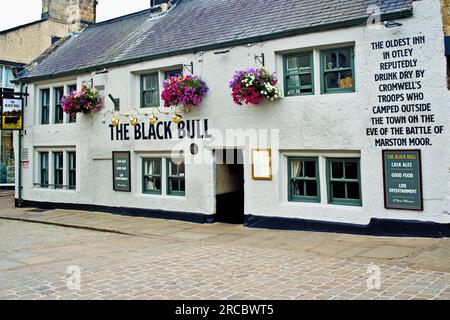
(42, 0, 97, 31)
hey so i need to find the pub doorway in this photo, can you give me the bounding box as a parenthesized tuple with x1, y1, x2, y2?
(214, 149, 245, 224)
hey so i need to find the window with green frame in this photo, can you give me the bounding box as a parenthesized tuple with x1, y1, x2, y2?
(288, 157, 320, 203)
(142, 158, 162, 194)
(40, 152, 49, 188)
(54, 152, 64, 189)
(167, 158, 185, 196)
(54, 87, 64, 124)
(67, 85, 77, 123)
(68, 152, 76, 190)
(284, 52, 314, 96)
(41, 89, 50, 125)
(141, 73, 160, 108)
(321, 47, 355, 93)
(327, 158, 361, 206)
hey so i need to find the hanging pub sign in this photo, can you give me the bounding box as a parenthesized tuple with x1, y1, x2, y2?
(112, 151, 131, 192)
(1, 97, 23, 130)
(382, 150, 423, 211)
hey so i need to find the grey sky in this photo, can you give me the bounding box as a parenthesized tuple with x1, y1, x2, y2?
(0, 0, 151, 31)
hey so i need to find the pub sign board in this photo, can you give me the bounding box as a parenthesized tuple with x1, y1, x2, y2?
(1, 97, 23, 130)
(382, 150, 423, 211)
(112, 151, 131, 192)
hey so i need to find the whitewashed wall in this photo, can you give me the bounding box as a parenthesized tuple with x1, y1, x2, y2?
(15, 0, 450, 225)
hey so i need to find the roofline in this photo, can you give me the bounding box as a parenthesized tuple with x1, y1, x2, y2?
(0, 60, 26, 67)
(0, 18, 48, 35)
(15, 8, 413, 84)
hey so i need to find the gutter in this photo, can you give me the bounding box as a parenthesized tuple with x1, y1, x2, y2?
(14, 8, 413, 84)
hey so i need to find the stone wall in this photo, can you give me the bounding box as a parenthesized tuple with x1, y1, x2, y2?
(42, 0, 96, 25)
(442, 0, 450, 36)
(0, 20, 69, 64)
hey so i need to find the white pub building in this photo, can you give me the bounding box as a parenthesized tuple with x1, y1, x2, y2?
(13, 0, 450, 236)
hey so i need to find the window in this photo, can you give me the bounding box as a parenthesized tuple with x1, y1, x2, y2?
(142, 158, 162, 194)
(164, 69, 183, 79)
(54, 87, 64, 124)
(288, 158, 320, 203)
(4, 66, 14, 88)
(167, 158, 185, 196)
(321, 47, 354, 93)
(284, 53, 314, 96)
(39, 152, 49, 188)
(68, 152, 76, 190)
(327, 158, 361, 206)
(41, 89, 50, 124)
(54, 152, 64, 189)
(141, 73, 160, 108)
(67, 85, 77, 123)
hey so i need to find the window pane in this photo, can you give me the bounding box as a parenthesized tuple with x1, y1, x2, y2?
(332, 182, 346, 199)
(325, 72, 339, 89)
(299, 74, 312, 86)
(297, 54, 311, 69)
(145, 176, 161, 191)
(305, 181, 317, 197)
(170, 178, 185, 192)
(338, 50, 352, 68)
(287, 75, 300, 88)
(347, 182, 360, 200)
(345, 162, 358, 179)
(337, 70, 353, 89)
(292, 180, 305, 196)
(331, 161, 344, 179)
(286, 56, 299, 71)
(291, 160, 302, 178)
(304, 161, 316, 178)
(325, 52, 337, 70)
(144, 73, 158, 89)
(170, 160, 185, 176)
(4, 67, 14, 88)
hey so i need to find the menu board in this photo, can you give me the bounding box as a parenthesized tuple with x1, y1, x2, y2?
(1, 98, 23, 130)
(112, 151, 131, 192)
(252, 149, 272, 181)
(382, 150, 423, 211)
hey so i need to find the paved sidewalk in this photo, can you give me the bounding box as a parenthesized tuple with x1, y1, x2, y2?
(1, 194, 450, 274)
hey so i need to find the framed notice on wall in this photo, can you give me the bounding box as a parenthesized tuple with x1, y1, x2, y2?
(112, 151, 131, 192)
(252, 149, 272, 180)
(382, 150, 423, 211)
(1, 97, 23, 130)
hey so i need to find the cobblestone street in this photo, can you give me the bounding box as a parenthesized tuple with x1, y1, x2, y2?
(1, 215, 450, 300)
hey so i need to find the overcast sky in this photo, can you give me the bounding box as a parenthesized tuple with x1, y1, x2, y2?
(0, 0, 151, 31)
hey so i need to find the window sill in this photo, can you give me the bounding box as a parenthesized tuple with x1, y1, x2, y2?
(135, 194, 186, 200)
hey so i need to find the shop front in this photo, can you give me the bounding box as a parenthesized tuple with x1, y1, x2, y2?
(0, 130, 15, 186)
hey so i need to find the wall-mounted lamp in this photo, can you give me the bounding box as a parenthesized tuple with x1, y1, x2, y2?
(384, 20, 403, 28)
(108, 94, 120, 111)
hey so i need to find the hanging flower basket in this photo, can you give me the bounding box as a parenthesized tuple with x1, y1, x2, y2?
(62, 83, 103, 119)
(161, 75, 209, 109)
(229, 68, 281, 105)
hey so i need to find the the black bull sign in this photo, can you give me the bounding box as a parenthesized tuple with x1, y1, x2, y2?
(109, 119, 212, 141)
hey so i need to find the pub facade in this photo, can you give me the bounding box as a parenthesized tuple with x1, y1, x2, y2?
(14, 0, 450, 235)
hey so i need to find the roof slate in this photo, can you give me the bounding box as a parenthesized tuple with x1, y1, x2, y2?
(18, 0, 413, 81)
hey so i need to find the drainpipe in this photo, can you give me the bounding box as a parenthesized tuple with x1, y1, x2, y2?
(17, 82, 23, 207)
